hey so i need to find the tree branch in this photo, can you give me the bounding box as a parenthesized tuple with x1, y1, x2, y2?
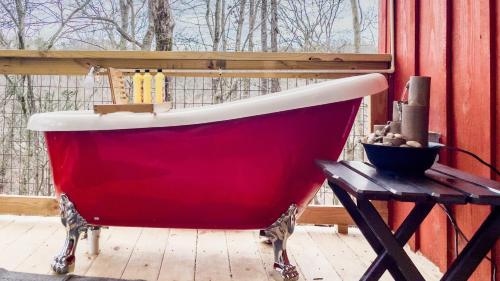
(82, 15, 143, 48)
(43, 0, 92, 50)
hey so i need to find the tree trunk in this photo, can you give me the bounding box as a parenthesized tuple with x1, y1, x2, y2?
(270, 0, 280, 93)
(150, 0, 174, 102)
(213, 0, 222, 51)
(350, 0, 361, 53)
(128, 0, 137, 50)
(221, 0, 227, 51)
(260, 0, 268, 94)
(244, 0, 256, 98)
(248, 0, 256, 51)
(119, 0, 130, 50)
(235, 0, 246, 51)
(235, 0, 247, 101)
(151, 0, 174, 51)
(270, 0, 278, 51)
(142, 0, 155, 50)
(15, 0, 25, 49)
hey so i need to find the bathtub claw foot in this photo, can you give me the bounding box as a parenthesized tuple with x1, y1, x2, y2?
(275, 263, 299, 281)
(52, 255, 75, 275)
(51, 194, 88, 274)
(260, 204, 298, 281)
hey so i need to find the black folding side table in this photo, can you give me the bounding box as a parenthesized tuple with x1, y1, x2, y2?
(317, 160, 500, 281)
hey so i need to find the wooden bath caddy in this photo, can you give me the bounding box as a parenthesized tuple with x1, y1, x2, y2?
(94, 67, 172, 115)
(94, 102, 172, 115)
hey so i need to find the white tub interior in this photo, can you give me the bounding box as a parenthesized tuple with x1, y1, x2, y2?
(27, 73, 388, 131)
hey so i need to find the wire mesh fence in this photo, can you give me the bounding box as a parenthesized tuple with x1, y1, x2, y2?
(0, 74, 369, 204)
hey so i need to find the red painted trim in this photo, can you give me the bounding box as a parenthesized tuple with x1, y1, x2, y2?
(378, 0, 389, 53)
(489, 0, 498, 277)
(414, 0, 421, 76)
(489, 0, 497, 180)
(444, 0, 454, 268)
(413, 0, 421, 252)
(444, 0, 453, 164)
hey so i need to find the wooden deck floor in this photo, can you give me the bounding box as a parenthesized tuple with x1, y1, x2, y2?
(0, 216, 442, 281)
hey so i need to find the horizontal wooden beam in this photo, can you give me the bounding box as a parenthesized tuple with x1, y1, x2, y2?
(0, 195, 388, 228)
(0, 50, 391, 76)
(298, 205, 355, 225)
(110, 69, 366, 79)
(298, 203, 389, 225)
(0, 195, 59, 216)
(0, 50, 392, 61)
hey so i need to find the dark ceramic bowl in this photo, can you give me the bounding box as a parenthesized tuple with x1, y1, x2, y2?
(362, 142, 442, 175)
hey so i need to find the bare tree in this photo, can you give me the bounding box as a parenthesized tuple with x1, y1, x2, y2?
(0, 0, 377, 53)
(118, 0, 130, 49)
(203, 0, 241, 102)
(220, 0, 227, 51)
(260, 0, 268, 94)
(205, 0, 235, 51)
(350, 0, 378, 52)
(270, 0, 279, 93)
(0, 0, 92, 118)
(279, 0, 344, 51)
(141, 0, 155, 50)
(247, 0, 256, 51)
(205, 0, 223, 100)
(234, 0, 246, 51)
(0, 30, 9, 48)
(79, 0, 154, 50)
(350, 0, 360, 53)
(243, 0, 256, 97)
(1, 0, 90, 50)
(151, 0, 175, 51)
(13, 0, 25, 49)
(207, 0, 222, 51)
(44, 0, 92, 50)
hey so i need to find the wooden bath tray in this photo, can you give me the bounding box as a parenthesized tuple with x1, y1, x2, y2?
(94, 102, 172, 115)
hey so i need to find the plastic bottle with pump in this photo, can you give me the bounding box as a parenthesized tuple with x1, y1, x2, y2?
(133, 70, 143, 104)
(155, 69, 165, 104)
(142, 70, 153, 104)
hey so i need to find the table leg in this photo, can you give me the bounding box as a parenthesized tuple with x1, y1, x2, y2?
(361, 201, 435, 280)
(330, 183, 410, 281)
(441, 207, 500, 281)
(357, 198, 426, 281)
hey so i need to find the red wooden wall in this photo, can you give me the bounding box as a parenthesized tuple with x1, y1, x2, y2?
(379, 1, 499, 280)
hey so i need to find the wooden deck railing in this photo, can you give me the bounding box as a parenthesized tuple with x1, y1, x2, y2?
(0, 50, 390, 232)
(0, 50, 391, 76)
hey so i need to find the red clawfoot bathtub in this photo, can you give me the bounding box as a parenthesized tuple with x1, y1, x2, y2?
(28, 73, 387, 279)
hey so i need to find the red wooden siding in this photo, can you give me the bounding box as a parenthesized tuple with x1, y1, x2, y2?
(496, 0, 500, 182)
(495, 0, 500, 273)
(415, 0, 451, 270)
(391, 0, 420, 252)
(379, 1, 499, 280)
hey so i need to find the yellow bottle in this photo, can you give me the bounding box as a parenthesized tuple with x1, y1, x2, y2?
(142, 70, 153, 104)
(155, 69, 165, 104)
(132, 70, 143, 104)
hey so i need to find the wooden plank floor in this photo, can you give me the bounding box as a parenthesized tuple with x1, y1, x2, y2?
(0, 216, 442, 281)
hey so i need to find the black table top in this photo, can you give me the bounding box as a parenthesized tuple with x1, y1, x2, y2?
(317, 160, 500, 205)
